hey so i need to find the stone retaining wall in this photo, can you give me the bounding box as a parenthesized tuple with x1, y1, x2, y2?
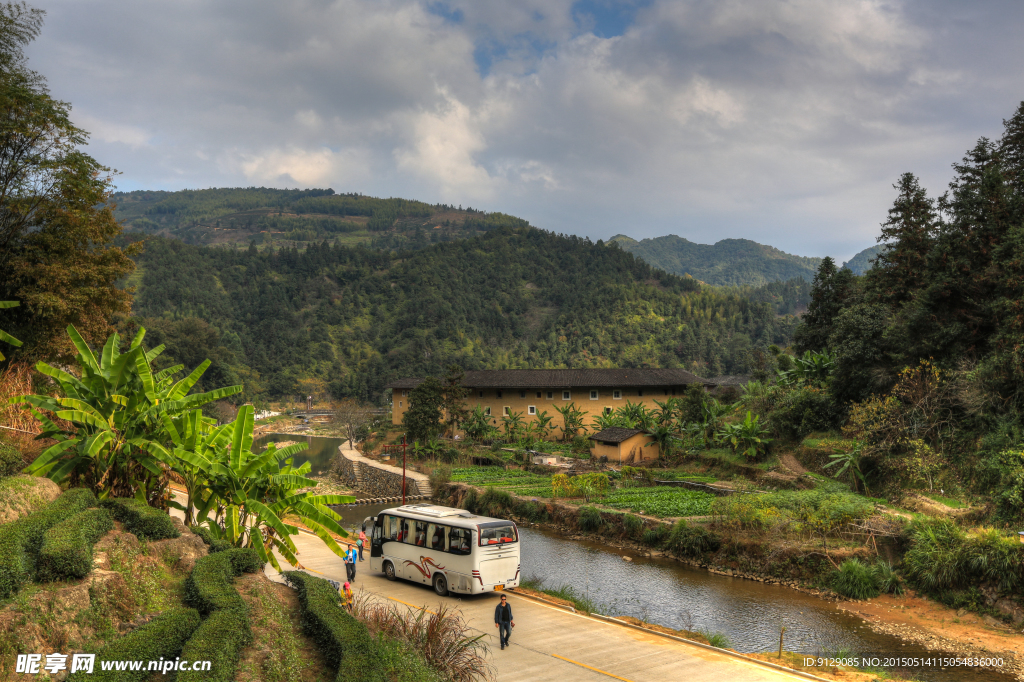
(333, 454, 358, 487)
(332, 445, 424, 497)
(361, 464, 422, 497)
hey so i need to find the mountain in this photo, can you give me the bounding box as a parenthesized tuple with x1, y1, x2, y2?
(609, 234, 822, 286)
(110, 187, 527, 252)
(841, 244, 885, 275)
(126, 227, 800, 404)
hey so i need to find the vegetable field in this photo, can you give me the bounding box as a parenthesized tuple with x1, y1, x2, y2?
(603, 487, 715, 518)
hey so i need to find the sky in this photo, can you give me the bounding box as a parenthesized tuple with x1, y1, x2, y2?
(26, 0, 1024, 261)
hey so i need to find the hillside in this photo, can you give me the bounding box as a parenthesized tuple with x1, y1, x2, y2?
(126, 227, 800, 404)
(111, 187, 528, 252)
(841, 244, 884, 275)
(609, 234, 822, 286)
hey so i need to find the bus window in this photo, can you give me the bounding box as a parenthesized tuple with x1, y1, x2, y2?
(478, 523, 518, 546)
(449, 527, 471, 554)
(402, 519, 417, 545)
(427, 524, 447, 551)
(383, 515, 399, 541)
(414, 521, 428, 546)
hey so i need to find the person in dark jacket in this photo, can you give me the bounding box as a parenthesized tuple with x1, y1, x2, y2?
(493, 594, 514, 650)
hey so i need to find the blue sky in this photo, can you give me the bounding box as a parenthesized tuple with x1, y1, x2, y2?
(25, 0, 1024, 261)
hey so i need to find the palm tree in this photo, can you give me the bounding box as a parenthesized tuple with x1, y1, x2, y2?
(554, 402, 587, 441)
(530, 409, 555, 441)
(501, 409, 525, 441)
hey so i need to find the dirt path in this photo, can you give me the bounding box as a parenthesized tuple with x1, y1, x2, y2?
(778, 452, 808, 475)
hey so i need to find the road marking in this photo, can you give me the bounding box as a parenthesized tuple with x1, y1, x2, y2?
(550, 654, 637, 682)
(385, 595, 436, 614)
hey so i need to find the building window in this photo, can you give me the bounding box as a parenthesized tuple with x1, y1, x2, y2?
(562, 391, 571, 400)
(536, 391, 542, 398)
(590, 390, 598, 400)
(479, 391, 484, 398)
(520, 390, 526, 399)
(547, 391, 553, 399)
(484, 407, 491, 416)
(638, 390, 643, 397)
(528, 406, 536, 415)
(604, 407, 612, 415)
(497, 390, 503, 398)
(503, 406, 510, 416)
(399, 401, 403, 407)
(402, 390, 408, 397)
(613, 390, 622, 399)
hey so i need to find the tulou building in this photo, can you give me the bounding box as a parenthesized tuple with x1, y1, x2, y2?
(388, 368, 712, 445)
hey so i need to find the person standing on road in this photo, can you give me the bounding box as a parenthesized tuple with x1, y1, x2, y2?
(493, 594, 514, 650)
(344, 545, 357, 581)
(358, 529, 367, 561)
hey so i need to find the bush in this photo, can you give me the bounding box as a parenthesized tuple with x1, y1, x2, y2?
(429, 463, 452, 491)
(832, 559, 881, 599)
(665, 520, 720, 558)
(902, 520, 1023, 594)
(37, 508, 114, 581)
(189, 525, 233, 553)
(0, 439, 23, 477)
(641, 525, 670, 547)
(184, 548, 261, 614)
(100, 497, 179, 540)
(622, 513, 644, 539)
(177, 608, 252, 682)
(0, 487, 97, 598)
(475, 487, 513, 517)
(767, 387, 843, 440)
(577, 506, 602, 532)
(67, 608, 202, 681)
(872, 560, 904, 596)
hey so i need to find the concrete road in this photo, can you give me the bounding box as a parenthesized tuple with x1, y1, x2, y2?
(259, 529, 809, 682)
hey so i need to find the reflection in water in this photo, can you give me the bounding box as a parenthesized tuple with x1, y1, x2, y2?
(255, 433, 346, 473)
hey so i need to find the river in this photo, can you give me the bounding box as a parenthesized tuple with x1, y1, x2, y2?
(268, 436, 1014, 682)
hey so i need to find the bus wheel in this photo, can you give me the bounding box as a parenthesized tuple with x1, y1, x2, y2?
(383, 561, 396, 581)
(433, 573, 449, 597)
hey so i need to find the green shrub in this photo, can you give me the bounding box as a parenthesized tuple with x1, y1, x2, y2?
(476, 487, 513, 517)
(577, 506, 602, 532)
(184, 548, 261, 614)
(177, 608, 252, 682)
(832, 559, 881, 599)
(699, 630, 731, 649)
(285, 571, 389, 676)
(767, 387, 843, 440)
(902, 520, 1023, 594)
(67, 607, 202, 681)
(622, 513, 644, 539)
(872, 560, 904, 596)
(0, 439, 23, 477)
(665, 520, 720, 558)
(37, 508, 114, 581)
(100, 497, 180, 540)
(641, 525, 670, 547)
(189, 525, 233, 553)
(0, 487, 97, 598)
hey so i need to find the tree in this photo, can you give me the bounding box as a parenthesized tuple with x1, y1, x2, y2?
(331, 399, 372, 445)
(440, 365, 469, 438)
(0, 3, 139, 363)
(866, 173, 937, 307)
(554, 402, 587, 441)
(402, 376, 443, 442)
(793, 258, 856, 353)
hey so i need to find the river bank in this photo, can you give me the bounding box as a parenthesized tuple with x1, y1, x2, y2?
(436, 481, 1024, 681)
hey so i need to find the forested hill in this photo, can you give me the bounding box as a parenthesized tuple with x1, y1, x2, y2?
(841, 244, 884, 275)
(610, 234, 822, 286)
(126, 227, 800, 404)
(111, 187, 527, 252)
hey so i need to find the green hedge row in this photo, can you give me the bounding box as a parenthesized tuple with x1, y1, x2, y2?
(100, 497, 180, 540)
(183, 547, 261, 614)
(37, 507, 114, 581)
(189, 524, 233, 552)
(177, 608, 252, 682)
(177, 548, 261, 681)
(67, 607, 202, 682)
(0, 488, 97, 598)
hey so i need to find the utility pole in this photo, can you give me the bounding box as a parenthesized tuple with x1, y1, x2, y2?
(401, 436, 408, 505)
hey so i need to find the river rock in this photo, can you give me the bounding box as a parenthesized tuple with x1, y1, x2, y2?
(622, 556, 632, 561)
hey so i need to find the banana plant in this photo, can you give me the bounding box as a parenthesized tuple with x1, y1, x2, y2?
(716, 411, 772, 460)
(12, 325, 242, 501)
(192, 405, 355, 569)
(0, 301, 22, 361)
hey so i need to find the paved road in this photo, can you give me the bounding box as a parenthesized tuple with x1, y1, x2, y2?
(261, 528, 807, 682)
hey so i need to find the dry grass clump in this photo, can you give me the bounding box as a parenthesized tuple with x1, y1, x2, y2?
(352, 593, 494, 682)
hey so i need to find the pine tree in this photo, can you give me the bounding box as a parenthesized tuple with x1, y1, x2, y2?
(794, 257, 856, 353)
(866, 173, 937, 306)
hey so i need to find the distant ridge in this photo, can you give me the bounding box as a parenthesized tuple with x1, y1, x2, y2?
(842, 244, 885, 275)
(610, 234, 822, 286)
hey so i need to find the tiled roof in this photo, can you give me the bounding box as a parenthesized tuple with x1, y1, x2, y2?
(386, 368, 709, 390)
(589, 428, 644, 443)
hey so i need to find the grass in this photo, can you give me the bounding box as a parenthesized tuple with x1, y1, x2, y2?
(698, 630, 731, 649)
(238, 578, 316, 682)
(520, 576, 601, 614)
(603, 487, 715, 518)
(921, 492, 965, 509)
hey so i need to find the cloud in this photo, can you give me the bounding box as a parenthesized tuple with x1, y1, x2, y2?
(25, 0, 1024, 258)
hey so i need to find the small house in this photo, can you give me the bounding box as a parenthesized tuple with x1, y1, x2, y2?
(588, 428, 660, 464)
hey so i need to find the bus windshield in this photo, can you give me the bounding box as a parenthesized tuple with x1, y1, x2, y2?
(478, 522, 518, 546)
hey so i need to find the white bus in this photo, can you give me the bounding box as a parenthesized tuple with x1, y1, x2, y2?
(366, 503, 521, 597)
